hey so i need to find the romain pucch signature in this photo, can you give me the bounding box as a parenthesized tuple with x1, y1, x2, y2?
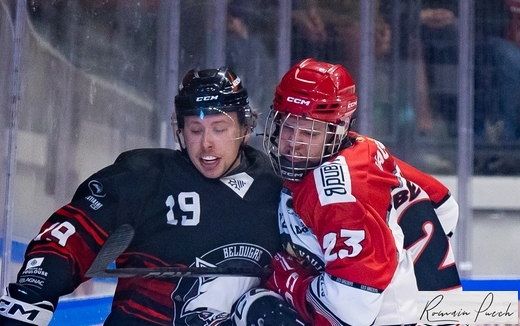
(419, 292, 516, 323)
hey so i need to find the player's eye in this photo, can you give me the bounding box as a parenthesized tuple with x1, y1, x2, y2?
(301, 129, 314, 137)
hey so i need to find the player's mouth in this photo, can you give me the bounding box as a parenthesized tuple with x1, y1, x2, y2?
(282, 152, 305, 163)
(200, 155, 220, 168)
(281, 143, 304, 158)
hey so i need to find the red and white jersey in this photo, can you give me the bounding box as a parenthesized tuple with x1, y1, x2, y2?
(395, 156, 459, 237)
(279, 133, 459, 325)
(393, 157, 461, 292)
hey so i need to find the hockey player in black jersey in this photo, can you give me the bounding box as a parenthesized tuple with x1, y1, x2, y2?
(0, 67, 306, 325)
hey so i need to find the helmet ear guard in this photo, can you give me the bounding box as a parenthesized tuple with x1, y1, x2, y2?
(170, 112, 185, 146)
(243, 105, 257, 134)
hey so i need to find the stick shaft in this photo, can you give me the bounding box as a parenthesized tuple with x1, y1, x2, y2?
(86, 225, 272, 278)
(91, 266, 273, 278)
(85, 224, 134, 277)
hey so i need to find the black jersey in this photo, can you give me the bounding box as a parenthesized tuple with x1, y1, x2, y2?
(17, 146, 283, 325)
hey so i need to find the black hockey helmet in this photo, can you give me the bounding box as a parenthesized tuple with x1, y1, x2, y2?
(174, 67, 255, 130)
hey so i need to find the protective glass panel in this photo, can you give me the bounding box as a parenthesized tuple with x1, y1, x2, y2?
(0, 0, 16, 281)
(474, 1, 520, 175)
(1, 0, 280, 323)
(288, 0, 520, 279)
(289, 0, 453, 172)
(225, 0, 279, 148)
(1, 0, 519, 324)
(6, 0, 165, 310)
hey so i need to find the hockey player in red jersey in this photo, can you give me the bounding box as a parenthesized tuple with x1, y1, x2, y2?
(263, 58, 462, 325)
(0, 67, 306, 326)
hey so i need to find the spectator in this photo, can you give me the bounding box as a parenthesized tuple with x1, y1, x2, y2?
(226, 0, 278, 149)
(486, 0, 520, 142)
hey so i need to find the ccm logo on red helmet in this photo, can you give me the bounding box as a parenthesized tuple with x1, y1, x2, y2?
(287, 97, 311, 106)
(348, 100, 357, 109)
(196, 95, 219, 102)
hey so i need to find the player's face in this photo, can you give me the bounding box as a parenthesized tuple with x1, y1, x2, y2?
(278, 114, 327, 164)
(182, 112, 246, 179)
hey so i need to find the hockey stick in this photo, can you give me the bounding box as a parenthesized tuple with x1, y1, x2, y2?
(88, 266, 272, 278)
(85, 224, 272, 278)
(85, 224, 134, 278)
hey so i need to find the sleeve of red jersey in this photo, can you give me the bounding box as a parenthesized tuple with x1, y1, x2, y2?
(393, 157, 450, 204)
(394, 157, 459, 236)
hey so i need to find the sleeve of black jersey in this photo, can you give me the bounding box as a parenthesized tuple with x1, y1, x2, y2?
(15, 149, 163, 306)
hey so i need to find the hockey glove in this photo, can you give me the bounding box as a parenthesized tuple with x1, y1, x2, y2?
(0, 283, 54, 326)
(264, 252, 316, 324)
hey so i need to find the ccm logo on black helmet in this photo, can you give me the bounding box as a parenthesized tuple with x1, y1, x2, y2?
(196, 95, 219, 102)
(287, 96, 310, 106)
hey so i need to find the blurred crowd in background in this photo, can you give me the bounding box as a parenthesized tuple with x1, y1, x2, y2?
(1, 0, 520, 305)
(18, 0, 520, 176)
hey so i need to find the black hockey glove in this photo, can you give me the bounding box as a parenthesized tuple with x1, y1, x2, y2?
(0, 283, 54, 326)
(231, 288, 310, 326)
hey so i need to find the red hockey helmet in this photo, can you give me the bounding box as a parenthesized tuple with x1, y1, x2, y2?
(263, 59, 358, 181)
(272, 58, 357, 125)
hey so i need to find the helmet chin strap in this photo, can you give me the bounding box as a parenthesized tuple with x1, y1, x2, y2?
(175, 129, 184, 148)
(219, 150, 242, 178)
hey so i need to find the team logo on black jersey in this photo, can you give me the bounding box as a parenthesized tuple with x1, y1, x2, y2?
(197, 243, 270, 267)
(171, 243, 272, 324)
(220, 172, 254, 198)
(25, 258, 44, 270)
(88, 180, 106, 197)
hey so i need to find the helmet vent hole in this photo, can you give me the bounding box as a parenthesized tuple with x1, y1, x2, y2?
(292, 90, 309, 96)
(198, 86, 218, 93)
